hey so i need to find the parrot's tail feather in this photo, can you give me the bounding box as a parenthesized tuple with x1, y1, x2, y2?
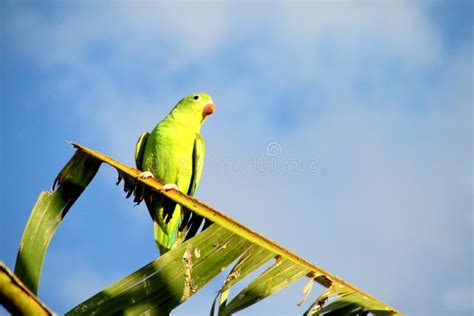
(154, 220, 188, 255)
(154, 221, 173, 254)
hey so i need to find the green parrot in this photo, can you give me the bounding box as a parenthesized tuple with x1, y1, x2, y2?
(134, 93, 216, 254)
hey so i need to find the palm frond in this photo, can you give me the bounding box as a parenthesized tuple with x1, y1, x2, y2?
(0, 261, 54, 315)
(14, 151, 101, 294)
(12, 143, 402, 315)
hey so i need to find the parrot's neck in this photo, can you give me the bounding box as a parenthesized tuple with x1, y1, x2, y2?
(166, 109, 202, 132)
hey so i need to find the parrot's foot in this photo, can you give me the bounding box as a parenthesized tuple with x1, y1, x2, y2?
(138, 171, 154, 179)
(161, 183, 179, 192)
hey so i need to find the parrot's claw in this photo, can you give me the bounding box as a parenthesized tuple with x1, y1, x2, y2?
(138, 171, 154, 179)
(161, 183, 179, 192)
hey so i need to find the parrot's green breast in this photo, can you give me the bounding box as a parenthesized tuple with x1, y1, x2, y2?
(143, 122, 195, 192)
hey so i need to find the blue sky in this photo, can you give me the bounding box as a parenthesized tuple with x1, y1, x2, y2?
(1, 1, 472, 315)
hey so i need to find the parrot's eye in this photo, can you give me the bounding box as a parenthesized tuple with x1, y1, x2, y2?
(193, 95, 201, 101)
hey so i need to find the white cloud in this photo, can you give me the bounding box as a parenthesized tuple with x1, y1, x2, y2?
(273, 1, 441, 82)
(5, 2, 234, 68)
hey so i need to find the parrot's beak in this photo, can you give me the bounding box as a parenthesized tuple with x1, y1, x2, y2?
(202, 101, 216, 117)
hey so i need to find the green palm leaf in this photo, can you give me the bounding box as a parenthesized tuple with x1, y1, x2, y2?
(0, 262, 54, 315)
(11, 143, 402, 315)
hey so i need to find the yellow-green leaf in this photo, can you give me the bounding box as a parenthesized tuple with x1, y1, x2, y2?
(14, 150, 101, 294)
(12, 143, 402, 315)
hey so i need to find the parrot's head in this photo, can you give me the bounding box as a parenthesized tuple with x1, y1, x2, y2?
(173, 92, 216, 127)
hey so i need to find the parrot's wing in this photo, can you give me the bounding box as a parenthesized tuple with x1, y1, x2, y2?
(182, 134, 208, 239)
(132, 132, 151, 206)
(188, 133, 205, 196)
(135, 132, 150, 170)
